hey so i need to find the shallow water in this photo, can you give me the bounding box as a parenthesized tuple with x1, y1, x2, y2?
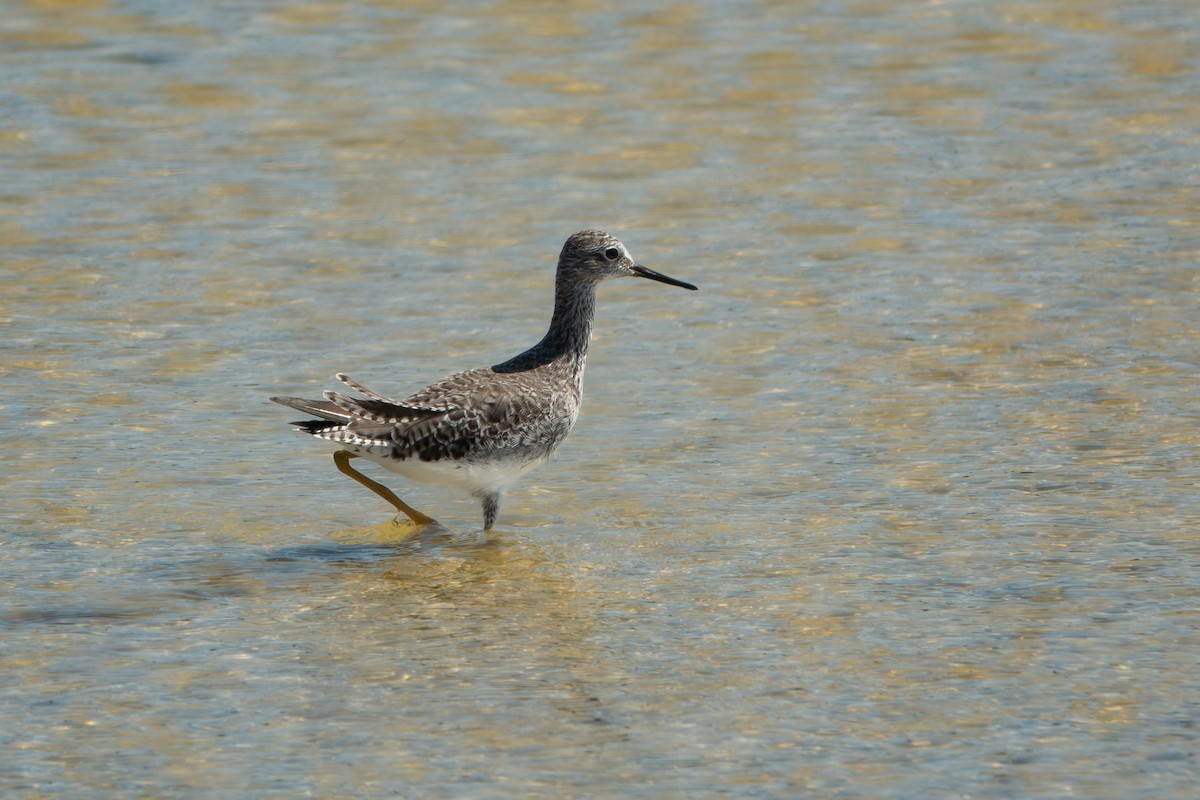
(2, 0, 1198, 797)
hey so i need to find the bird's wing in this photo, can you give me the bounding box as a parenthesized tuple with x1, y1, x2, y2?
(273, 368, 555, 459)
(397, 368, 500, 412)
(321, 390, 444, 424)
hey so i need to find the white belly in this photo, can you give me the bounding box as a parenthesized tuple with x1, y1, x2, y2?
(353, 448, 548, 497)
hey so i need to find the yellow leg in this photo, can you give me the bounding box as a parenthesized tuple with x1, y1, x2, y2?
(332, 450, 436, 526)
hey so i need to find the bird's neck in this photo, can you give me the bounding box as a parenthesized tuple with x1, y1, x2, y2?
(541, 275, 597, 360)
(494, 275, 596, 373)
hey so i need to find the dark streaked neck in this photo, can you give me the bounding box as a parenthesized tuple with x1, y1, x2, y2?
(493, 272, 596, 372)
(541, 271, 597, 359)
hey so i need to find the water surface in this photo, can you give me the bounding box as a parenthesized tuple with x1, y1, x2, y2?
(2, 0, 1198, 797)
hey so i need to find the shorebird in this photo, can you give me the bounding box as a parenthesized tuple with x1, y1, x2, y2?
(271, 229, 697, 530)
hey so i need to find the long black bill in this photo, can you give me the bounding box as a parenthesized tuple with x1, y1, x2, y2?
(631, 264, 698, 291)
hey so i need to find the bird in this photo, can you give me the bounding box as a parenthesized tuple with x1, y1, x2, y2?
(270, 229, 698, 530)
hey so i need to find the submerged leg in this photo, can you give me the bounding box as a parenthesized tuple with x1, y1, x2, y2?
(479, 492, 501, 531)
(332, 450, 435, 526)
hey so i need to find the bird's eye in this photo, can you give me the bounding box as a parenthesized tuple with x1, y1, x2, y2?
(604, 247, 620, 261)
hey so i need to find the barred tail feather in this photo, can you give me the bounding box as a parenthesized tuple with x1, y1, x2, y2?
(270, 396, 351, 423)
(336, 373, 395, 402)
